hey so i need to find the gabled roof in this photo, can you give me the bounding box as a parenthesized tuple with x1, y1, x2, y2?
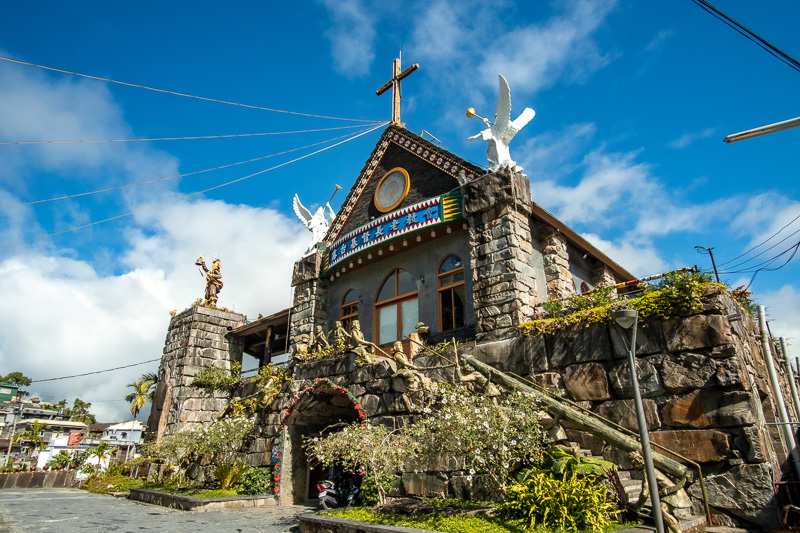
(325, 125, 483, 245)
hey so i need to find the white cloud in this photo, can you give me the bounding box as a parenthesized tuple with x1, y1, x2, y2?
(645, 29, 674, 52)
(760, 285, 800, 350)
(319, 0, 379, 77)
(668, 128, 716, 149)
(0, 199, 305, 422)
(580, 232, 667, 277)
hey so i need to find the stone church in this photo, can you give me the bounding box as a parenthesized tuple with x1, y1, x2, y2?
(147, 75, 792, 528)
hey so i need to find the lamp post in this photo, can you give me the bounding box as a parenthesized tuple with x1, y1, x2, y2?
(612, 309, 664, 533)
(694, 246, 720, 283)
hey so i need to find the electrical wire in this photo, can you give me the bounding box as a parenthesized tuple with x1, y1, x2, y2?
(0, 55, 384, 123)
(720, 225, 800, 271)
(0, 124, 372, 146)
(0, 122, 388, 250)
(30, 358, 161, 383)
(691, 0, 800, 74)
(0, 130, 366, 209)
(716, 211, 800, 267)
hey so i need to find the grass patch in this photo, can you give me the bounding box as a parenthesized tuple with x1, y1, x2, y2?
(187, 488, 240, 498)
(82, 474, 145, 494)
(324, 508, 638, 533)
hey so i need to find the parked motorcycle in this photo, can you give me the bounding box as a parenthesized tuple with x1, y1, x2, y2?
(317, 472, 361, 509)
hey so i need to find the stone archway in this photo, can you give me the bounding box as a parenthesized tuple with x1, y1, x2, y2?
(278, 379, 364, 504)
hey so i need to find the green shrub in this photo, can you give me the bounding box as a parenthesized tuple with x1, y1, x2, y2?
(536, 445, 616, 478)
(83, 474, 144, 494)
(360, 474, 393, 506)
(239, 466, 273, 495)
(498, 471, 619, 532)
(213, 461, 248, 490)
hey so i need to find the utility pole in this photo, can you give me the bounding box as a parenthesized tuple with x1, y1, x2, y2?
(694, 246, 720, 282)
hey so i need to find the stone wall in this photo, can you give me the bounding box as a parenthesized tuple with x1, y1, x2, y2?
(463, 168, 538, 341)
(460, 286, 785, 528)
(147, 305, 245, 443)
(290, 253, 328, 347)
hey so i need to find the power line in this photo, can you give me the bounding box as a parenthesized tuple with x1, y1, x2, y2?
(717, 211, 800, 267)
(0, 124, 372, 145)
(721, 225, 800, 271)
(30, 358, 161, 383)
(719, 239, 800, 275)
(0, 123, 387, 250)
(0, 55, 384, 123)
(691, 0, 800, 74)
(1, 130, 366, 209)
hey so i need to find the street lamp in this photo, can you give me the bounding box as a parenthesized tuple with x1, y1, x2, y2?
(612, 309, 664, 533)
(694, 246, 720, 283)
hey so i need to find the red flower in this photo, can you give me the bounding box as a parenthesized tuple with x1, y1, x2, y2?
(294, 397, 299, 402)
(274, 475, 281, 481)
(279, 425, 284, 430)
(358, 412, 365, 418)
(354, 404, 362, 410)
(286, 410, 291, 415)
(274, 486, 280, 493)
(341, 390, 346, 394)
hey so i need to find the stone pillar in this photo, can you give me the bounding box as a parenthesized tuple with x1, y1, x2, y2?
(592, 262, 618, 291)
(289, 252, 328, 351)
(541, 226, 574, 301)
(463, 168, 538, 341)
(146, 305, 245, 444)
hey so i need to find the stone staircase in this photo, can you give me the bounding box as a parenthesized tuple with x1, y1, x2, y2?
(565, 442, 707, 533)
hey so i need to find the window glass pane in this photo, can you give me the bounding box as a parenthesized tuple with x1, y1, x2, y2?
(379, 304, 398, 345)
(378, 272, 396, 301)
(343, 290, 359, 304)
(440, 255, 463, 273)
(401, 298, 419, 339)
(453, 285, 466, 329)
(439, 274, 451, 286)
(453, 271, 465, 283)
(397, 269, 416, 296)
(440, 291, 453, 330)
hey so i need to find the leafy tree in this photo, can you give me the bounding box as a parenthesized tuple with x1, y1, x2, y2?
(125, 374, 157, 419)
(65, 398, 96, 425)
(0, 371, 31, 386)
(12, 420, 50, 458)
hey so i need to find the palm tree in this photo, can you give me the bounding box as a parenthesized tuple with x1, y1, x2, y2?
(125, 374, 156, 419)
(12, 420, 50, 459)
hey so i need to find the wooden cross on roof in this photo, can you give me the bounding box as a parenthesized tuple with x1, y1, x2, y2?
(376, 53, 419, 126)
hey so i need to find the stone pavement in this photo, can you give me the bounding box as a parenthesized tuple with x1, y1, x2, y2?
(0, 489, 314, 533)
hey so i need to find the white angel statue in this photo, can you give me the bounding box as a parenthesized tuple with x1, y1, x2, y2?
(469, 74, 536, 173)
(293, 194, 336, 256)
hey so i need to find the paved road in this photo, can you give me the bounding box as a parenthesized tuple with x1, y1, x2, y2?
(0, 489, 315, 533)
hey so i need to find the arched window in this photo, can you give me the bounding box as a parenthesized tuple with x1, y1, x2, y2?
(438, 255, 466, 331)
(375, 269, 418, 345)
(341, 290, 359, 331)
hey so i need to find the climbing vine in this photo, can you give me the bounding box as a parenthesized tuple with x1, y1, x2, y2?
(520, 270, 715, 337)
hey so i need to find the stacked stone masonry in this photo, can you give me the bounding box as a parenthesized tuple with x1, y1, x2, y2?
(540, 226, 574, 300)
(149, 305, 245, 443)
(463, 169, 538, 341)
(290, 252, 328, 345)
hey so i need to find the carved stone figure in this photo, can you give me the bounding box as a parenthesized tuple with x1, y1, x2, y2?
(310, 325, 330, 354)
(293, 194, 336, 256)
(291, 334, 310, 360)
(468, 74, 535, 173)
(390, 341, 430, 391)
(349, 320, 375, 364)
(196, 255, 223, 307)
(627, 451, 690, 533)
(456, 355, 501, 397)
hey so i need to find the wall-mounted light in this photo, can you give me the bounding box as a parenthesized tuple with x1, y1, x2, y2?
(430, 230, 436, 238)
(416, 235, 422, 242)
(367, 253, 373, 260)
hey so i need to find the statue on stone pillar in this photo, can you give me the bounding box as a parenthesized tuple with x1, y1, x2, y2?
(196, 255, 223, 307)
(292, 188, 339, 256)
(468, 74, 535, 174)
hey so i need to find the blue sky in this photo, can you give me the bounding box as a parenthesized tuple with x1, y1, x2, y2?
(1, 0, 799, 421)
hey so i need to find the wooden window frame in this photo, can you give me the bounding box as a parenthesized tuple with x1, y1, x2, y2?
(438, 254, 466, 332)
(374, 268, 418, 346)
(341, 290, 360, 331)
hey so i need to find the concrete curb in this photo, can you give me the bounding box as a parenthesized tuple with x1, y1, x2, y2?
(128, 488, 278, 511)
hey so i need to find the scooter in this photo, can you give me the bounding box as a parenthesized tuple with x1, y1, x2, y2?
(317, 473, 361, 509)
